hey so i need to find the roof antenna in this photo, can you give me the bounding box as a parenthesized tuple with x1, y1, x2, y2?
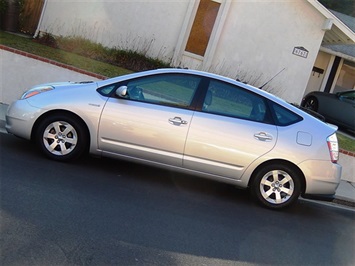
(259, 68, 286, 89)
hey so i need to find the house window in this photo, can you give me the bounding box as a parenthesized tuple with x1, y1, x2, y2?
(185, 0, 221, 57)
(334, 60, 355, 93)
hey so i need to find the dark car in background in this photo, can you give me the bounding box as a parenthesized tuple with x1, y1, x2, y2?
(301, 90, 355, 132)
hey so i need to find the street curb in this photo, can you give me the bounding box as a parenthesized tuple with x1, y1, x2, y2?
(333, 197, 355, 208)
(340, 149, 355, 157)
(0, 103, 8, 133)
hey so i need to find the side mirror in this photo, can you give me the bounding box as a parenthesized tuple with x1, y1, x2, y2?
(116, 86, 127, 97)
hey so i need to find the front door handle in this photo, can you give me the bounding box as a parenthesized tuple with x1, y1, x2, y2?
(169, 117, 188, 126)
(254, 132, 273, 142)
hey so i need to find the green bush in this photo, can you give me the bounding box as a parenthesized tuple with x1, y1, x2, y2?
(0, 0, 8, 15)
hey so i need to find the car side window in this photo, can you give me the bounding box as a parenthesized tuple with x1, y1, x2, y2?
(271, 103, 302, 126)
(97, 84, 116, 96)
(202, 80, 267, 122)
(122, 74, 201, 108)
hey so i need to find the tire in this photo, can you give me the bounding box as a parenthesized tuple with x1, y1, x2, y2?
(251, 163, 301, 209)
(303, 96, 318, 111)
(36, 114, 88, 161)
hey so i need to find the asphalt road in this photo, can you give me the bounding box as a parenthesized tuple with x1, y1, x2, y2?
(1, 132, 355, 266)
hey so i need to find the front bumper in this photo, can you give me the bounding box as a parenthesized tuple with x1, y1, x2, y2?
(5, 100, 42, 140)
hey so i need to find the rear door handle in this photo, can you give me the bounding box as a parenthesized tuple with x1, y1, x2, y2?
(254, 132, 273, 142)
(169, 117, 188, 126)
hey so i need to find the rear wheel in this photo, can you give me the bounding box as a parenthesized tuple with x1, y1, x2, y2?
(36, 114, 88, 161)
(251, 164, 301, 209)
(303, 96, 318, 111)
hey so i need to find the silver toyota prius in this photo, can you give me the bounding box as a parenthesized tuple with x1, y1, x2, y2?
(6, 68, 342, 209)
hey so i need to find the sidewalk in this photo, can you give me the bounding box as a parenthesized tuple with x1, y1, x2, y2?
(0, 103, 6, 134)
(1, 102, 354, 207)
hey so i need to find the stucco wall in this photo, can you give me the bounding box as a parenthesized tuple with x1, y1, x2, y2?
(38, 0, 327, 103)
(209, 0, 325, 103)
(40, 0, 191, 62)
(304, 51, 332, 95)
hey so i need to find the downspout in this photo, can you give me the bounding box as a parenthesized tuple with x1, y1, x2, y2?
(33, 0, 48, 38)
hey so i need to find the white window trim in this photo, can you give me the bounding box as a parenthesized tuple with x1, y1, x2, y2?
(202, 0, 231, 70)
(331, 58, 345, 93)
(172, 0, 231, 70)
(183, 51, 205, 61)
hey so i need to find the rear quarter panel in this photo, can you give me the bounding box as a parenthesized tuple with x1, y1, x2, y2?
(239, 114, 337, 187)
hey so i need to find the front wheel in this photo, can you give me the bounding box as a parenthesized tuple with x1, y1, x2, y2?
(251, 164, 301, 209)
(36, 114, 88, 161)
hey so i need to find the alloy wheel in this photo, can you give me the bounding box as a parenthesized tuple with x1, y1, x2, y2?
(42, 121, 78, 156)
(259, 170, 295, 205)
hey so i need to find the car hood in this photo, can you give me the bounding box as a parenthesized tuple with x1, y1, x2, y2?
(24, 80, 102, 110)
(36, 81, 97, 89)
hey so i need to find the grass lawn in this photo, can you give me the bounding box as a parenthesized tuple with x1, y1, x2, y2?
(337, 132, 355, 153)
(0, 31, 132, 77)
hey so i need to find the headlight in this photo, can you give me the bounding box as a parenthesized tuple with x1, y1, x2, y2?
(21, 86, 54, 99)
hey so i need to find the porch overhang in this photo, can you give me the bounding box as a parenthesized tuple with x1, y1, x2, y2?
(307, 0, 355, 45)
(322, 25, 355, 45)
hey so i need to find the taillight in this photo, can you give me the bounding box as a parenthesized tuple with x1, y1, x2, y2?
(327, 133, 339, 163)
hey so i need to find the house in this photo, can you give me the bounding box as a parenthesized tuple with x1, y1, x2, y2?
(31, 0, 355, 103)
(304, 10, 355, 95)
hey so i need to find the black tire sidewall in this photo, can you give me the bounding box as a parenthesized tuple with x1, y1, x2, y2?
(307, 97, 318, 111)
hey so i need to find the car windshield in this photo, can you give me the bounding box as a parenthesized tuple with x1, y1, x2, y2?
(339, 91, 355, 102)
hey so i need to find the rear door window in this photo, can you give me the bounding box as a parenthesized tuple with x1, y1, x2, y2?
(202, 80, 269, 123)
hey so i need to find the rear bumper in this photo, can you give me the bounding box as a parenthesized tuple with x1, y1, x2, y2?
(298, 160, 342, 196)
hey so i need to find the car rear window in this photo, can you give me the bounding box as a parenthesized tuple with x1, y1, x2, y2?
(271, 103, 302, 126)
